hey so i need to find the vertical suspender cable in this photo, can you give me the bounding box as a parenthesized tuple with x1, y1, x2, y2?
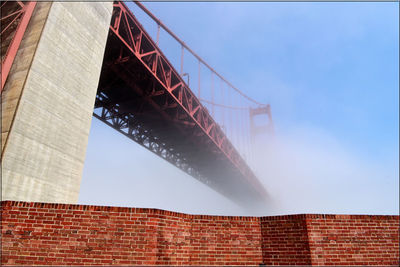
(156, 23, 160, 45)
(180, 45, 184, 75)
(211, 72, 214, 117)
(245, 108, 251, 162)
(221, 79, 224, 133)
(198, 60, 201, 98)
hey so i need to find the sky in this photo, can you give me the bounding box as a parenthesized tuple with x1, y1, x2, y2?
(79, 1, 399, 216)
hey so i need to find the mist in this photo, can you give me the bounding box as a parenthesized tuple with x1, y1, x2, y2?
(79, 117, 399, 217)
(248, 125, 399, 216)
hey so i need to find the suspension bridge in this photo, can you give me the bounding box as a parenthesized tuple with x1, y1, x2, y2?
(1, 1, 273, 206)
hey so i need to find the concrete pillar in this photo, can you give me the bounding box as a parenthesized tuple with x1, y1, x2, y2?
(1, 2, 113, 203)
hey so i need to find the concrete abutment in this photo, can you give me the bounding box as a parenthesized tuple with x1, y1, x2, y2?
(1, 2, 113, 203)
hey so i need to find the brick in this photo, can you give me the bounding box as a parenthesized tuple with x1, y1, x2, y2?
(1, 201, 398, 266)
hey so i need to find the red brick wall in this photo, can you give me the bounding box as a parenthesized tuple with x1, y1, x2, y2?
(260, 215, 311, 265)
(190, 216, 262, 265)
(1, 201, 399, 266)
(1, 201, 263, 266)
(306, 214, 399, 266)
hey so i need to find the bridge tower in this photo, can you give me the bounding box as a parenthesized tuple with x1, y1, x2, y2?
(249, 104, 274, 147)
(1, 2, 113, 203)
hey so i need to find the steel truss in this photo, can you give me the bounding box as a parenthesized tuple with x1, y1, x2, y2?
(95, 1, 268, 204)
(1, 1, 36, 91)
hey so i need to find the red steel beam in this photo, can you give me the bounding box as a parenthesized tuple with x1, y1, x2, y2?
(107, 1, 268, 201)
(1, 1, 36, 92)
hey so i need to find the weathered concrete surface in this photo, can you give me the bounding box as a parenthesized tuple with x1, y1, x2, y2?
(1, 2, 113, 203)
(1, 2, 52, 153)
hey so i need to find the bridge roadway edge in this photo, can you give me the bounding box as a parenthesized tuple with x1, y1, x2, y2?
(1, 2, 113, 203)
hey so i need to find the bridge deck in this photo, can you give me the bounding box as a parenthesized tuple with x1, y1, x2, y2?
(94, 1, 268, 205)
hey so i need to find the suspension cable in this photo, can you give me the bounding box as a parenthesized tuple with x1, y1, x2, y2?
(133, 0, 266, 106)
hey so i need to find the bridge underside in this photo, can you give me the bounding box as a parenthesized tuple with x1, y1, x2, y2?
(95, 2, 267, 206)
(95, 36, 262, 206)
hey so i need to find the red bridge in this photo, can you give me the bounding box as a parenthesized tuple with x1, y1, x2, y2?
(1, 1, 273, 206)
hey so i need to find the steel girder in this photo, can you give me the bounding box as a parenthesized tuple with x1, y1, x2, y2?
(1, 1, 36, 91)
(94, 1, 268, 204)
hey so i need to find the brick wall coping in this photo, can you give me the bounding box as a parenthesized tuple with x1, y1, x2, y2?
(2, 200, 398, 220)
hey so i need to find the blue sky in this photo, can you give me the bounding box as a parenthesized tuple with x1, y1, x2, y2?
(79, 1, 399, 216)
